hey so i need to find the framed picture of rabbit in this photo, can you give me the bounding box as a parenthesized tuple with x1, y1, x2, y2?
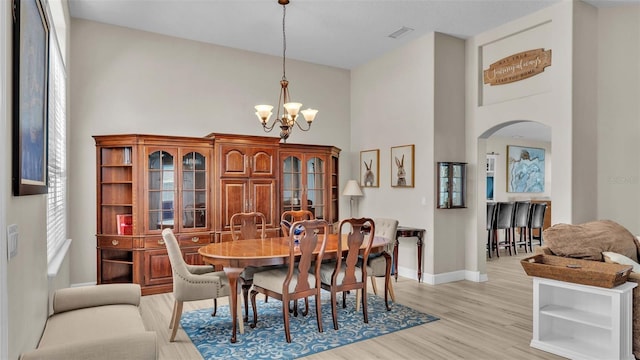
(360, 149, 380, 187)
(391, 144, 415, 188)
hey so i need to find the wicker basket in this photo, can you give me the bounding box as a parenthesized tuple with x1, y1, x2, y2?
(521, 254, 633, 288)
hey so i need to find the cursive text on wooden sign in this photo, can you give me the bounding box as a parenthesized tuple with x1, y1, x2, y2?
(483, 48, 552, 86)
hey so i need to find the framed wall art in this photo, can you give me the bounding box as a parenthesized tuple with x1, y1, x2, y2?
(12, 0, 50, 196)
(391, 144, 414, 188)
(507, 145, 545, 193)
(360, 149, 379, 187)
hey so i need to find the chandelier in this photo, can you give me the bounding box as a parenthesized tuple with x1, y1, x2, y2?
(254, 0, 317, 143)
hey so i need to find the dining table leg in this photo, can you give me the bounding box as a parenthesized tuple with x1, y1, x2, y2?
(223, 267, 244, 343)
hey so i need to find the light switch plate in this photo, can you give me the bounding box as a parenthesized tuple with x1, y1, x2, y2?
(7, 224, 18, 259)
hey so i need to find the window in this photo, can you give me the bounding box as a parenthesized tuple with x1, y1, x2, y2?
(46, 25, 67, 263)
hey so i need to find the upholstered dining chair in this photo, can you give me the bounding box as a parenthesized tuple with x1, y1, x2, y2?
(249, 219, 330, 343)
(229, 211, 268, 321)
(162, 228, 241, 342)
(320, 217, 375, 330)
(280, 210, 314, 236)
(366, 218, 398, 307)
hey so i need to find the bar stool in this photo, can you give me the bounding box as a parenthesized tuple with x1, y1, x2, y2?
(528, 203, 547, 251)
(512, 201, 531, 254)
(486, 202, 497, 258)
(492, 202, 516, 257)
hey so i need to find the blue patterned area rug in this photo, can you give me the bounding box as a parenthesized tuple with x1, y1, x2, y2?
(181, 292, 439, 360)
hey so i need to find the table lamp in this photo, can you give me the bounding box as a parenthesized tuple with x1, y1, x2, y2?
(343, 180, 363, 217)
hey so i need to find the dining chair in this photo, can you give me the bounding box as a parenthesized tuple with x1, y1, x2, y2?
(486, 202, 497, 258)
(249, 219, 330, 343)
(281, 210, 314, 236)
(492, 202, 516, 257)
(229, 211, 268, 321)
(528, 202, 547, 251)
(162, 228, 241, 342)
(366, 218, 398, 309)
(512, 201, 531, 254)
(319, 217, 375, 330)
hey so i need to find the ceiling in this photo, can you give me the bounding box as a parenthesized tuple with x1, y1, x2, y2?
(68, 0, 638, 142)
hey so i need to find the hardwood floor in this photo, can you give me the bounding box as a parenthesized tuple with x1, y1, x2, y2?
(140, 252, 564, 359)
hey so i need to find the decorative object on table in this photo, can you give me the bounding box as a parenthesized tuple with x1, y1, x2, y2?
(359, 149, 379, 187)
(521, 254, 632, 288)
(12, 0, 49, 196)
(280, 209, 314, 236)
(391, 145, 414, 187)
(342, 180, 363, 217)
(507, 145, 545, 193)
(253, 0, 317, 142)
(437, 162, 467, 209)
(181, 291, 439, 360)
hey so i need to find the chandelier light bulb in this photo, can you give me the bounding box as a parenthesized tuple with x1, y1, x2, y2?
(301, 108, 318, 123)
(255, 105, 274, 123)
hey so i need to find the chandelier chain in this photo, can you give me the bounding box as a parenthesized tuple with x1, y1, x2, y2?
(281, 4, 287, 81)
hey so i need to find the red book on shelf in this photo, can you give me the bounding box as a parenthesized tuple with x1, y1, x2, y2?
(117, 214, 133, 235)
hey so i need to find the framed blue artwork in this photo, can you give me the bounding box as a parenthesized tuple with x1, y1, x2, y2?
(12, 0, 49, 195)
(507, 145, 545, 193)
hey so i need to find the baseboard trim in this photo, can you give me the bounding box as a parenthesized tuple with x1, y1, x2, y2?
(398, 266, 488, 285)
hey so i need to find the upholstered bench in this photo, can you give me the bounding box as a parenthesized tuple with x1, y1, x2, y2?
(20, 283, 157, 360)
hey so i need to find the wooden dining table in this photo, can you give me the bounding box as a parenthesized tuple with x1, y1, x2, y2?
(199, 233, 391, 343)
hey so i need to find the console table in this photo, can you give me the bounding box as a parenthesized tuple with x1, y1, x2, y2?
(394, 226, 426, 282)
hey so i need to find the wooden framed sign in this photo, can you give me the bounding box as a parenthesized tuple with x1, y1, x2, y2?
(483, 48, 552, 86)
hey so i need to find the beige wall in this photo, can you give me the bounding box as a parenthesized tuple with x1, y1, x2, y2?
(69, 19, 351, 285)
(597, 5, 640, 233)
(350, 33, 435, 281)
(2, 1, 73, 358)
(351, 32, 467, 282)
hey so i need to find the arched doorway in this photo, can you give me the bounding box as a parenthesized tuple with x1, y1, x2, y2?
(477, 120, 551, 276)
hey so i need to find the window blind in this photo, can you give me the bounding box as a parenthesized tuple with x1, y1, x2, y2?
(46, 31, 67, 263)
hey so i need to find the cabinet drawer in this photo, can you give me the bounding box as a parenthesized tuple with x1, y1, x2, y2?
(144, 236, 167, 249)
(178, 233, 211, 246)
(99, 237, 133, 249)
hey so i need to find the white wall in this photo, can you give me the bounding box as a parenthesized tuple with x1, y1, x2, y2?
(467, 1, 575, 278)
(69, 19, 351, 285)
(597, 5, 640, 233)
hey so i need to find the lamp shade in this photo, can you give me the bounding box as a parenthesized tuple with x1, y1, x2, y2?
(343, 180, 363, 197)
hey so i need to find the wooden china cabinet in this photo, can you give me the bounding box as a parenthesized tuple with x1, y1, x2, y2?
(279, 143, 340, 224)
(95, 133, 339, 295)
(94, 134, 215, 295)
(206, 133, 281, 241)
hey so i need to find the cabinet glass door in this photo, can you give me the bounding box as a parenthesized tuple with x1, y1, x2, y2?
(437, 162, 466, 209)
(182, 151, 207, 229)
(282, 155, 302, 212)
(148, 150, 175, 230)
(306, 157, 324, 219)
